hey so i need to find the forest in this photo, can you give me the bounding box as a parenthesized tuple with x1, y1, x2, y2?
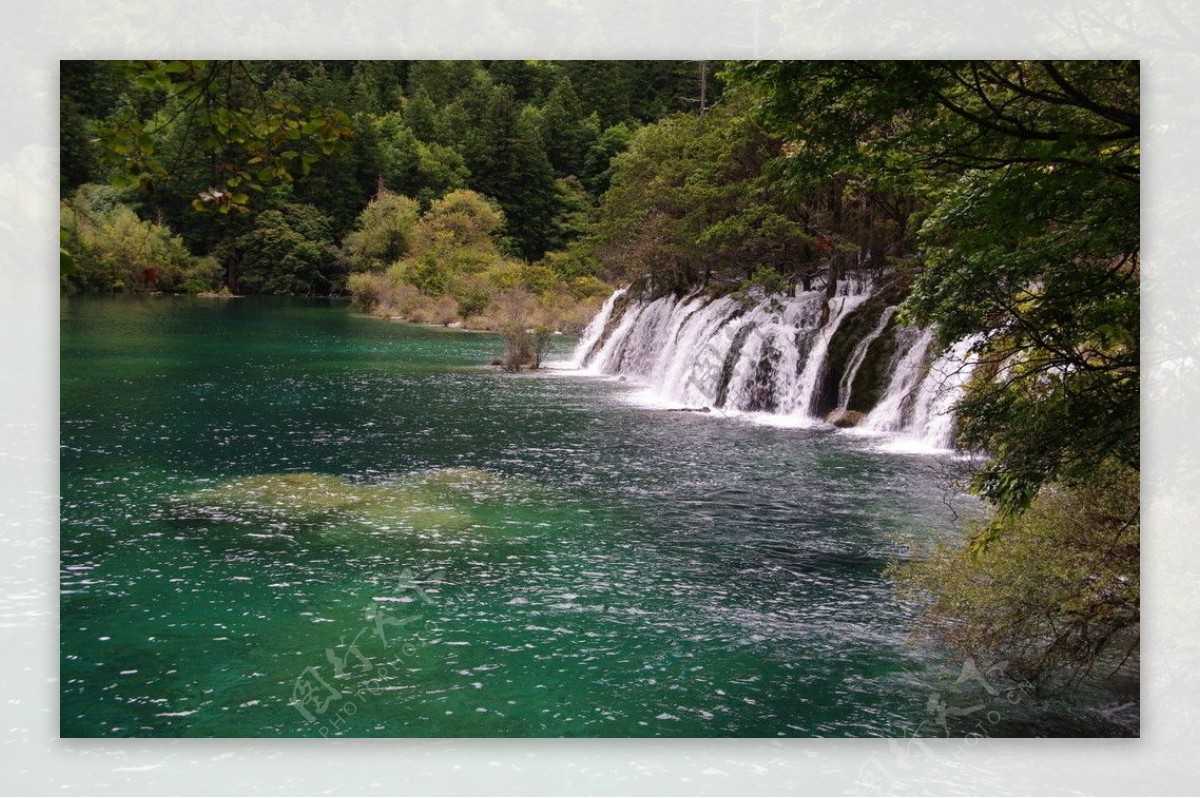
(60, 60, 1139, 695)
(60, 60, 725, 331)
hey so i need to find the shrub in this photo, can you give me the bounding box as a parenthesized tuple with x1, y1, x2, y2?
(889, 462, 1139, 691)
(347, 271, 389, 312)
(450, 275, 491, 319)
(344, 187, 612, 332)
(60, 185, 217, 293)
(340, 190, 421, 272)
(567, 274, 611, 301)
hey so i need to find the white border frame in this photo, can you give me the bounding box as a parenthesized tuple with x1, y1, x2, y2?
(5, 1, 1196, 793)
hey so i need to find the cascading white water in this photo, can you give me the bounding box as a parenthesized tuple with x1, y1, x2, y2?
(787, 289, 871, 416)
(903, 335, 981, 450)
(861, 328, 936, 434)
(584, 295, 651, 374)
(720, 291, 827, 413)
(568, 283, 977, 451)
(859, 329, 981, 451)
(657, 296, 741, 405)
(836, 306, 896, 413)
(570, 287, 626, 368)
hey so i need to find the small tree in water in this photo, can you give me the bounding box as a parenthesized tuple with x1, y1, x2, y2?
(501, 325, 551, 371)
(495, 288, 551, 370)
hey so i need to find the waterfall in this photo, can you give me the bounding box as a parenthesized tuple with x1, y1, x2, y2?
(859, 330, 980, 451)
(566, 284, 977, 452)
(861, 328, 936, 434)
(836, 306, 896, 413)
(719, 291, 827, 414)
(570, 288, 626, 368)
(902, 335, 981, 450)
(789, 290, 871, 416)
(585, 295, 651, 374)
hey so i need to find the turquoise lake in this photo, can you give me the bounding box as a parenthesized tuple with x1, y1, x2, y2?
(59, 296, 1129, 737)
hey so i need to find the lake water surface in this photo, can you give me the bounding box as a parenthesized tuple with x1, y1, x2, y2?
(60, 296, 1129, 737)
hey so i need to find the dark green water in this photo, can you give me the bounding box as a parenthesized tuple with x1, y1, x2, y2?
(60, 297, 1121, 738)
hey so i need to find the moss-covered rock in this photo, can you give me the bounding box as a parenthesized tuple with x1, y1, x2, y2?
(846, 325, 904, 414)
(715, 322, 757, 408)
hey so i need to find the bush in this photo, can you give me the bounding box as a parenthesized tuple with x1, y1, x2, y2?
(60, 185, 218, 294)
(347, 271, 390, 312)
(344, 188, 612, 332)
(501, 327, 548, 371)
(567, 274, 612, 301)
(889, 462, 1139, 691)
(180, 256, 223, 294)
(450, 276, 491, 319)
(340, 190, 421, 272)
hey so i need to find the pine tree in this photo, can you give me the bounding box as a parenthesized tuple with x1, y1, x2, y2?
(463, 86, 558, 260)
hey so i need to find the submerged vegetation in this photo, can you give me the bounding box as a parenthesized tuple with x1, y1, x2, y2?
(62, 60, 1139, 698)
(175, 468, 524, 534)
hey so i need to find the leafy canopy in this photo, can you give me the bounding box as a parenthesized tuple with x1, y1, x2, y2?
(96, 60, 354, 215)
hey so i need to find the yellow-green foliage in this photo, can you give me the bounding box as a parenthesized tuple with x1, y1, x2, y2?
(61, 185, 221, 294)
(347, 188, 611, 333)
(340, 190, 421, 272)
(411, 189, 505, 256)
(889, 463, 1139, 690)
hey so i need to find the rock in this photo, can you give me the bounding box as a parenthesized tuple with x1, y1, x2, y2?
(828, 409, 867, 428)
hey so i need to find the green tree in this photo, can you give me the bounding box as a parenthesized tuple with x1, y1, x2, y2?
(462, 85, 558, 260)
(348, 60, 404, 115)
(60, 61, 123, 193)
(580, 120, 639, 196)
(545, 176, 596, 253)
(340, 190, 422, 272)
(407, 61, 488, 106)
(538, 76, 592, 177)
(405, 87, 447, 144)
(61, 184, 220, 294)
(369, 112, 469, 201)
(561, 61, 632, 128)
(484, 60, 557, 104)
(411, 188, 505, 256)
(235, 203, 341, 295)
(596, 91, 827, 293)
(95, 60, 354, 215)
